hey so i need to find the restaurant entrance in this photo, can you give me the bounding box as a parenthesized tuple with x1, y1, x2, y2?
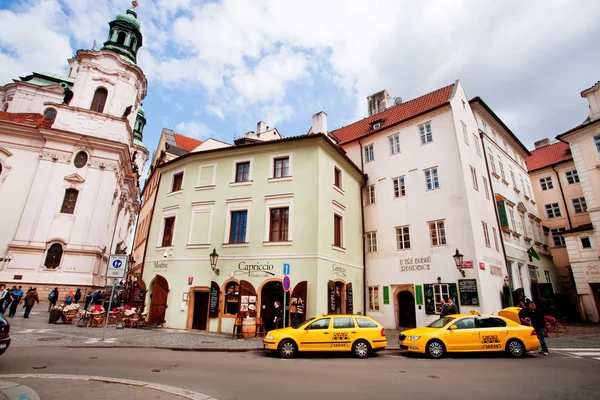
(192, 292, 209, 330)
(148, 275, 169, 326)
(261, 280, 289, 331)
(398, 290, 416, 328)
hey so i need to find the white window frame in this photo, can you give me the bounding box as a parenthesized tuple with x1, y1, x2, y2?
(488, 149, 497, 175)
(580, 236, 593, 250)
(168, 168, 186, 195)
(492, 227, 499, 251)
(333, 164, 344, 194)
(594, 135, 600, 153)
(269, 153, 293, 181)
(364, 184, 376, 206)
(550, 227, 566, 247)
(393, 176, 405, 198)
(187, 202, 214, 248)
(481, 120, 488, 133)
(565, 170, 579, 185)
(572, 197, 588, 214)
(231, 157, 254, 186)
(483, 176, 490, 200)
(419, 121, 433, 145)
(396, 225, 411, 250)
(333, 200, 345, 251)
(508, 207, 516, 231)
(364, 144, 375, 163)
(366, 231, 378, 253)
(498, 158, 506, 180)
(473, 133, 482, 156)
(196, 163, 217, 190)
(510, 167, 517, 187)
(429, 220, 447, 247)
(263, 194, 294, 245)
(462, 121, 469, 145)
(539, 177, 554, 191)
(424, 167, 440, 191)
(470, 166, 478, 191)
(389, 133, 401, 155)
(545, 202, 562, 219)
(223, 198, 252, 247)
(433, 284, 450, 314)
(368, 286, 380, 311)
(544, 270, 551, 284)
(157, 206, 179, 249)
(482, 221, 490, 247)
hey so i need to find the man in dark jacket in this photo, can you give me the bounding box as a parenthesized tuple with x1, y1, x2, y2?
(48, 287, 59, 312)
(74, 288, 81, 304)
(24, 288, 39, 318)
(520, 302, 549, 355)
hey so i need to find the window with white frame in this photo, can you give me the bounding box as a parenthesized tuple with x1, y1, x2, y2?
(545, 202, 562, 219)
(565, 170, 580, 185)
(551, 228, 566, 247)
(364, 184, 376, 205)
(508, 207, 516, 231)
(158, 207, 179, 248)
(264, 195, 294, 243)
(170, 172, 184, 193)
(434, 284, 450, 314)
(368, 286, 380, 311)
(544, 270, 551, 283)
(389, 134, 401, 155)
(470, 166, 478, 190)
(429, 220, 446, 246)
(510, 168, 517, 187)
(488, 149, 497, 175)
(526, 182, 532, 198)
(224, 199, 252, 245)
(231, 158, 254, 184)
(462, 100, 466, 110)
(366, 231, 378, 252)
(424, 167, 440, 191)
(520, 214, 527, 236)
(462, 121, 469, 144)
(595, 135, 600, 153)
(481, 120, 488, 133)
(419, 122, 433, 144)
(483, 176, 490, 200)
(333, 201, 345, 249)
(334, 166, 343, 190)
(188, 203, 214, 246)
(492, 227, 499, 251)
(539, 177, 553, 191)
(572, 197, 588, 214)
(498, 158, 506, 180)
(581, 236, 592, 249)
(473, 133, 481, 156)
(364, 144, 375, 162)
(272, 156, 291, 178)
(520, 176, 525, 194)
(482, 221, 490, 247)
(393, 176, 405, 198)
(396, 225, 410, 250)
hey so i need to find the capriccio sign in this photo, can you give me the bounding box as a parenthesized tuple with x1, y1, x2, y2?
(234, 261, 275, 278)
(399, 256, 431, 272)
(332, 264, 347, 277)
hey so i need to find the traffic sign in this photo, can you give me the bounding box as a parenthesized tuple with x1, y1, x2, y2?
(283, 263, 290, 275)
(107, 254, 128, 278)
(282, 275, 291, 292)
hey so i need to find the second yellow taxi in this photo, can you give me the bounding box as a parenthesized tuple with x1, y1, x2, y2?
(399, 311, 540, 358)
(263, 314, 387, 358)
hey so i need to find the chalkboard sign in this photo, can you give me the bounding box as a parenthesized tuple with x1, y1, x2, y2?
(346, 283, 353, 313)
(209, 281, 219, 317)
(458, 279, 479, 306)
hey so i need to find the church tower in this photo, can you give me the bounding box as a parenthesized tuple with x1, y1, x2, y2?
(102, 2, 143, 64)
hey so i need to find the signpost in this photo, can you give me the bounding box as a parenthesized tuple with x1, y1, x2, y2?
(102, 255, 127, 341)
(283, 263, 290, 328)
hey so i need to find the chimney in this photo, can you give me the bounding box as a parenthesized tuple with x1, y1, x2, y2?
(312, 111, 328, 135)
(534, 138, 551, 149)
(257, 121, 267, 134)
(367, 90, 392, 116)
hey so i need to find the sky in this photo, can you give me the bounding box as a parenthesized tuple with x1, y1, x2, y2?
(1, 0, 599, 154)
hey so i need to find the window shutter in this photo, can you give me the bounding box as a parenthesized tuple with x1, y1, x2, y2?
(449, 283, 460, 313)
(424, 284, 435, 314)
(496, 200, 509, 228)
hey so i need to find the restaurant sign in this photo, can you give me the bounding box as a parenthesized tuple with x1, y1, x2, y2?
(332, 264, 347, 277)
(234, 261, 275, 278)
(585, 264, 600, 279)
(153, 262, 168, 271)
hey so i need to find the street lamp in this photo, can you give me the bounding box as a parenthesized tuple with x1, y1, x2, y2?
(453, 248, 465, 277)
(209, 248, 220, 275)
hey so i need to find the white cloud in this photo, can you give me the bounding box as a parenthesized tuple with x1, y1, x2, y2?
(175, 121, 212, 140)
(206, 104, 224, 119)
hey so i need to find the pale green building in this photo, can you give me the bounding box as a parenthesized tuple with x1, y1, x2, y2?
(141, 130, 366, 333)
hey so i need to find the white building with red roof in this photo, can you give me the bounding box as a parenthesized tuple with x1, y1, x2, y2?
(0, 3, 149, 294)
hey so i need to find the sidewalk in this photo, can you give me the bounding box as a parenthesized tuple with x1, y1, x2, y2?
(6, 309, 264, 351)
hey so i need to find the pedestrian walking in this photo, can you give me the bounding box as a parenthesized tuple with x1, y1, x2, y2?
(48, 287, 59, 312)
(8, 285, 24, 318)
(446, 298, 458, 315)
(520, 301, 549, 355)
(23, 288, 39, 318)
(273, 301, 283, 330)
(64, 289, 74, 305)
(1, 286, 16, 314)
(74, 288, 81, 304)
(0, 284, 8, 313)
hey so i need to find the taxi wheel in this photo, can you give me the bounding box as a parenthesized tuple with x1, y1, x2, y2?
(426, 340, 445, 359)
(506, 339, 525, 358)
(278, 339, 297, 359)
(352, 340, 371, 358)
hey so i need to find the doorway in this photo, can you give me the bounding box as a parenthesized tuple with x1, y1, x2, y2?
(261, 281, 288, 331)
(148, 275, 169, 326)
(192, 292, 209, 330)
(398, 290, 416, 328)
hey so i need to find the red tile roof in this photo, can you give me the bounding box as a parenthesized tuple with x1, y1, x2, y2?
(174, 133, 202, 151)
(525, 142, 572, 172)
(331, 83, 455, 145)
(0, 112, 55, 129)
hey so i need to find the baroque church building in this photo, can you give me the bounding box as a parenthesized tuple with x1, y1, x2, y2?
(0, 3, 148, 293)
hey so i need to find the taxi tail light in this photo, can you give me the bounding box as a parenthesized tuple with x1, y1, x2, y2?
(381, 328, 386, 337)
(530, 330, 537, 336)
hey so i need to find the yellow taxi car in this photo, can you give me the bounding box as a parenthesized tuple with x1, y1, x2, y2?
(263, 314, 387, 358)
(399, 311, 540, 358)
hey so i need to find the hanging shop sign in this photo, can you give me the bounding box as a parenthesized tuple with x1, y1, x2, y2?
(415, 285, 423, 305)
(332, 264, 347, 277)
(234, 261, 275, 278)
(399, 256, 431, 272)
(383, 286, 390, 305)
(479, 262, 485, 271)
(458, 279, 480, 306)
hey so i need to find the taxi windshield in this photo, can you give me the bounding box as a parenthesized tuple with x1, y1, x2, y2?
(427, 317, 455, 328)
(294, 317, 316, 329)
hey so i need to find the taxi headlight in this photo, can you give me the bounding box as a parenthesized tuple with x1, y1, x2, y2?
(407, 336, 421, 341)
(265, 334, 275, 340)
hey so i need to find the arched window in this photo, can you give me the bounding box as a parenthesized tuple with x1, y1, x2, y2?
(60, 188, 79, 214)
(45, 243, 63, 269)
(224, 282, 240, 315)
(117, 31, 127, 45)
(90, 88, 108, 113)
(130, 37, 137, 50)
(44, 108, 57, 119)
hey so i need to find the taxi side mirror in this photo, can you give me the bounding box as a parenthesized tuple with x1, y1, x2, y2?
(448, 325, 458, 331)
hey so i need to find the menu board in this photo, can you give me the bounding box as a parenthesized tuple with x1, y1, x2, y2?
(329, 283, 336, 312)
(458, 279, 479, 306)
(209, 282, 219, 317)
(346, 284, 353, 313)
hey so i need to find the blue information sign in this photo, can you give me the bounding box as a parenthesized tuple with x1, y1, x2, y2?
(283, 263, 290, 275)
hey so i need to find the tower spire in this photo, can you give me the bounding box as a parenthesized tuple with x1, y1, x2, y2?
(101, 1, 143, 63)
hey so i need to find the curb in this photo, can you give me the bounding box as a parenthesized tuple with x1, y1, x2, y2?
(64, 345, 267, 352)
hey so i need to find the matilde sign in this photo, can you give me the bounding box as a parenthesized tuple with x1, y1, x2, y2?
(399, 256, 431, 272)
(234, 261, 275, 278)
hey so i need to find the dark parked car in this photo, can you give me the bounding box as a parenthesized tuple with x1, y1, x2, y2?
(0, 314, 10, 355)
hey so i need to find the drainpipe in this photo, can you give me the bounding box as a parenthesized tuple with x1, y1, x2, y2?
(358, 139, 368, 315)
(480, 130, 512, 305)
(139, 172, 162, 313)
(551, 166, 573, 229)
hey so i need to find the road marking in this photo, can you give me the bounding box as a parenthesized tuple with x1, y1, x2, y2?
(568, 351, 600, 357)
(16, 329, 54, 334)
(84, 338, 117, 344)
(0, 374, 217, 400)
(549, 348, 600, 351)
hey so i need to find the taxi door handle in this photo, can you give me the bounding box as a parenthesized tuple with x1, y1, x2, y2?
(323, 332, 329, 334)
(351, 331, 357, 334)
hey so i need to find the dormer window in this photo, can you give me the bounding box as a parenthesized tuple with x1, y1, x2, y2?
(372, 122, 381, 130)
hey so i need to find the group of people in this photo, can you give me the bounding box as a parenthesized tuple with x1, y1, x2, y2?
(439, 297, 458, 316)
(0, 285, 40, 318)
